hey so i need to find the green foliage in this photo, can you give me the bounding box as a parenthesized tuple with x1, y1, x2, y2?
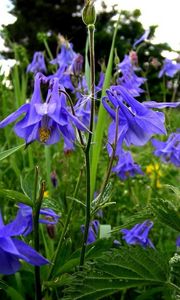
(0, 188, 32, 206)
(151, 194, 180, 233)
(0, 144, 25, 161)
(63, 247, 172, 299)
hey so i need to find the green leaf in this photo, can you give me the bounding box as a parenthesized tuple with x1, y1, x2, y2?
(51, 238, 113, 277)
(20, 168, 37, 200)
(0, 279, 24, 300)
(169, 253, 180, 289)
(63, 247, 169, 300)
(90, 14, 121, 200)
(0, 189, 32, 206)
(151, 198, 180, 232)
(0, 144, 25, 161)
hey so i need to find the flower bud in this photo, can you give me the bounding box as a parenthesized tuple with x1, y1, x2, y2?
(82, 0, 96, 25)
(51, 170, 58, 188)
(46, 223, 56, 239)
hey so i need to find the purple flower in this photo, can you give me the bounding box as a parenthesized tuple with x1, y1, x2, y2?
(27, 52, 47, 74)
(103, 86, 166, 155)
(66, 53, 84, 76)
(0, 73, 88, 149)
(0, 211, 49, 275)
(1, 203, 60, 237)
(81, 220, 100, 245)
(48, 65, 75, 91)
(158, 58, 180, 78)
(133, 29, 150, 48)
(51, 170, 58, 188)
(121, 220, 154, 248)
(117, 55, 146, 96)
(176, 236, 180, 247)
(152, 131, 180, 167)
(50, 43, 76, 69)
(112, 151, 143, 180)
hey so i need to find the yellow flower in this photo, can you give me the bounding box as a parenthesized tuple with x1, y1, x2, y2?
(44, 191, 49, 198)
(146, 163, 162, 176)
(146, 163, 162, 189)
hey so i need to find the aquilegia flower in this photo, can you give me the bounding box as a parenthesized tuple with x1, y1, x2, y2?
(112, 151, 143, 180)
(27, 52, 47, 74)
(121, 220, 154, 248)
(0, 73, 88, 148)
(0, 211, 49, 275)
(152, 131, 180, 167)
(103, 85, 167, 154)
(117, 54, 146, 96)
(50, 41, 76, 69)
(81, 220, 100, 244)
(158, 58, 180, 78)
(1, 203, 60, 237)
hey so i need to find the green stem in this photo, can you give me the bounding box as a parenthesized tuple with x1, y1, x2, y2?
(100, 107, 119, 197)
(162, 75, 167, 102)
(33, 171, 45, 300)
(90, 14, 120, 200)
(86, 24, 95, 153)
(79, 152, 91, 267)
(44, 146, 52, 194)
(79, 24, 95, 267)
(43, 39, 54, 61)
(47, 167, 83, 279)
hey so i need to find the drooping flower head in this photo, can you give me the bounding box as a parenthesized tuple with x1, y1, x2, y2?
(158, 58, 180, 78)
(27, 52, 47, 74)
(81, 220, 100, 245)
(0, 210, 49, 275)
(152, 131, 180, 167)
(121, 220, 154, 248)
(0, 73, 88, 149)
(103, 85, 167, 156)
(112, 150, 143, 180)
(117, 55, 146, 96)
(50, 40, 77, 69)
(1, 203, 60, 237)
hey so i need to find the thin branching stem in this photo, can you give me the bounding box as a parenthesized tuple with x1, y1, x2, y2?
(48, 167, 83, 279)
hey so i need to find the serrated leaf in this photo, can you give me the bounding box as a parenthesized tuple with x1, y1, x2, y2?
(151, 198, 180, 232)
(63, 247, 169, 300)
(0, 144, 25, 161)
(51, 238, 113, 278)
(0, 189, 32, 206)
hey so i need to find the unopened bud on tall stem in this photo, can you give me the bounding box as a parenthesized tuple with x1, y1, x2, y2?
(82, 0, 96, 25)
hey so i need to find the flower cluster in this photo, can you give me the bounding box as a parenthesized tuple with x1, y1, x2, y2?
(158, 58, 180, 78)
(152, 131, 180, 167)
(121, 220, 154, 248)
(112, 151, 143, 180)
(0, 73, 88, 150)
(27, 52, 47, 74)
